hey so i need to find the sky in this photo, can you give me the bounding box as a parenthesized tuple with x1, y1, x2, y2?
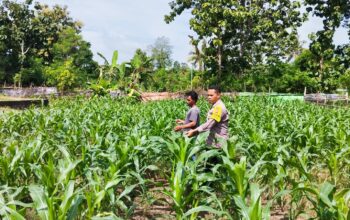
(38, 0, 349, 64)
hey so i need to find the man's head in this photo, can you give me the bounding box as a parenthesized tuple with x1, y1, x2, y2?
(185, 91, 198, 107)
(207, 86, 221, 104)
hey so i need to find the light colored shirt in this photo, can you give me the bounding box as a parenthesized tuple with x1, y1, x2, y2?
(195, 99, 229, 146)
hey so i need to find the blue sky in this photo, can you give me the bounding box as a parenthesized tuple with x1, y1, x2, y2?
(38, 0, 349, 64)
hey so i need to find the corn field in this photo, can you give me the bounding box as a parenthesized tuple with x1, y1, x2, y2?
(0, 96, 349, 219)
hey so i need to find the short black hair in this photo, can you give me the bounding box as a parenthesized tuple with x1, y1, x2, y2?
(185, 91, 199, 102)
(208, 85, 221, 94)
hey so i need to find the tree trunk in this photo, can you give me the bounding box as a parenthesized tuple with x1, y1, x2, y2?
(319, 56, 324, 82)
(19, 40, 30, 71)
(217, 45, 222, 80)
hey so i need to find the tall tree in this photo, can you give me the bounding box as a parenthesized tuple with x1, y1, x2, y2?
(44, 27, 98, 88)
(149, 36, 173, 69)
(0, 0, 95, 86)
(165, 0, 305, 83)
(32, 3, 81, 64)
(0, 0, 35, 82)
(304, 0, 350, 90)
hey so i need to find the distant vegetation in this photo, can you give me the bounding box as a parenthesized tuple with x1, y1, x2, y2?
(0, 0, 350, 93)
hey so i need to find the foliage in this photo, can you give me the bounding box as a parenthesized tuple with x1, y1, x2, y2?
(51, 27, 98, 81)
(128, 49, 153, 90)
(1, 0, 350, 92)
(149, 36, 173, 69)
(165, 0, 306, 83)
(300, 0, 350, 91)
(0, 0, 97, 87)
(188, 36, 206, 73)
(1, 97, 350, 219)
(338, 70, 350, 90)
(44, 59, 78, 92)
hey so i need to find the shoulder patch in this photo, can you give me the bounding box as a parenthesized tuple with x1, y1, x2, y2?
(210, 105, 222, 122)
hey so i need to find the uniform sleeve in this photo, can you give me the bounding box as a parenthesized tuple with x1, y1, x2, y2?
(195, 119, 216, 133)
(210, 105, 222, 122)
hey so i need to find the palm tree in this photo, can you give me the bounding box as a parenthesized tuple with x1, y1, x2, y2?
(188, 36, 206, 72)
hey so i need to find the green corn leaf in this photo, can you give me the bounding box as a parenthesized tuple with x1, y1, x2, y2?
(4, 207, 26, 220)
(183, 206, 231, 219)
(66, 195, 84, 220)
(233, 196, 250, 220)
(117, 184, 138, 201)
(28, 185, 50, 220)
(92, 213, 123, 220)
(319, 182, 336, 208)
(59, 180, 75, 219)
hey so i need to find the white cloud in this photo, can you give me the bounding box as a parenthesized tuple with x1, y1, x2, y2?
(38, 0, 194, 64)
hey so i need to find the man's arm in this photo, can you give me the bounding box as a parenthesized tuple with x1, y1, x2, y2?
(174, 121, 196, 131)
(187, 119, 216, 137)
(196, 119, 216, 132)
(175, 119, 185, 124)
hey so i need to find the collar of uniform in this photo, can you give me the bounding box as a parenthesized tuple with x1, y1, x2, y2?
(212, 99, 222, 107)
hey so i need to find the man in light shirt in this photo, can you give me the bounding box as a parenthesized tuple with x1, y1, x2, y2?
(174, 91, 200, 132)
(186, 86, 229, 147)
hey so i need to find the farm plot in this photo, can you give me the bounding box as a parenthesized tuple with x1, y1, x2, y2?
(0, 96, 349, 219)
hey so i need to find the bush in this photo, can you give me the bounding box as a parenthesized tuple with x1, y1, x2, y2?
(338, 70, 350, 91)
(275, 70, 319, 93)
(57, 69, 77, 92)
(44, 59, 78, 92)
(17, 58, 45, 86)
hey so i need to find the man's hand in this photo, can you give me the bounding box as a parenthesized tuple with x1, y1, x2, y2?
(176, 119, 184, 124)
(186, 129, 198, 137)
(174, 125, 183, 132)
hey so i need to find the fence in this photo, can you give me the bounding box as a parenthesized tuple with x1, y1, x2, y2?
(0, 87, 58, 97)
(303, 88, 349, 104)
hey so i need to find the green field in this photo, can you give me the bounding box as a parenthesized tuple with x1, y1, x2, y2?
(0, 97, 349, 219)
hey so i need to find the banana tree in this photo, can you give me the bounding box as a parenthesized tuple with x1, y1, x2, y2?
(128, 52, 153, 89)
(97, 50, 126, 81)
(90, 50, 129, 96)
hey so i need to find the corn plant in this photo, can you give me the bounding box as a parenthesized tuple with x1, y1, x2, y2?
(292, 182, 350, 219)
(0, 96, 350, 219)
(0, 186, 30, 220)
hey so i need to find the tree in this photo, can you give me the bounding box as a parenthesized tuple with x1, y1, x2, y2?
(129, 49, 153, 90)
(0, 0, 95, 87)
(43, 27, 98, 89)
(32, 3, 80, 64)
(149, 36, 173, 69)
(304, 0, 350, 91)
(0, 0, 36, 82)
(44, 58, 77, 90)
(165, 0, 306, 84)
(51, 27, 98, 79)
(188, 36, 206, 72)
